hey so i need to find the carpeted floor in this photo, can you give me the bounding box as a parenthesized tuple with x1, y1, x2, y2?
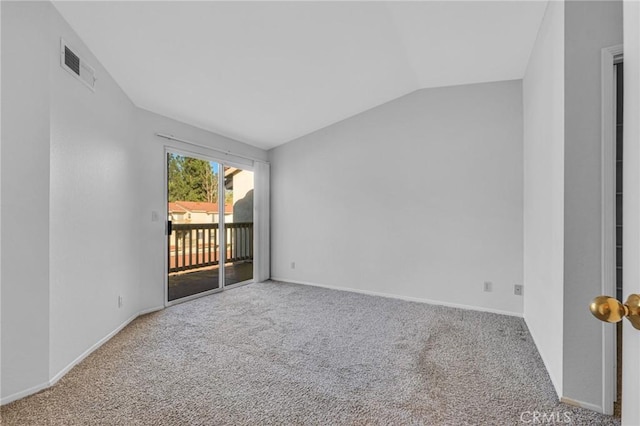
(1, 281, 620, 425)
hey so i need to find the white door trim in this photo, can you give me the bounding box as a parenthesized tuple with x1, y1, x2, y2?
(621, 3, 640, 423)
(600, 44, 623, 416)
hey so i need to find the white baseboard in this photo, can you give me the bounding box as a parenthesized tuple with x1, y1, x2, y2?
(48, 305, 164, 386)
(270, 277, 523, 318)
(0, 381, 51, 407)
(560, 397, 604, 414)
(137, 305, 166, 317)
(1, 305, 164, 406)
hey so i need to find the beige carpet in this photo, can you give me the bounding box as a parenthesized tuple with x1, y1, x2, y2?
(1, 281, 620, 425)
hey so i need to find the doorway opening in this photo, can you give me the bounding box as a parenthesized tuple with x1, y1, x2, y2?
(166, 151, 254, 303)
(601, 45, 623, 417)
(614, 59, 623, 418)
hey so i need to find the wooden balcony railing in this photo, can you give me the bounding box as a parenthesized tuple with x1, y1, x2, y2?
(169, 222, 253, 273)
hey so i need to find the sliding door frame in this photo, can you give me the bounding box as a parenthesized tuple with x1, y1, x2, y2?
(163, 144, 255, 307)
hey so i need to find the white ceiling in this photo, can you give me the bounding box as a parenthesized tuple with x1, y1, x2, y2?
(52, 1, 548, 150)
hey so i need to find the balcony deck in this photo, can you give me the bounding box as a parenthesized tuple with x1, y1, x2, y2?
(168, 261, 253, 301)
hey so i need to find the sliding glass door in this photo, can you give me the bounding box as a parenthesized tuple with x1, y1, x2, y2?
(223, 166, 254, 286)
(167, 152, 254, 303)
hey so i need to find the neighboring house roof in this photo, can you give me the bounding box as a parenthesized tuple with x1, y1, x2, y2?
(168, 202, 188, 213)
(169, 201, 232, 214)
(224, 167, 239, 178)
(224, 167, 239, 190)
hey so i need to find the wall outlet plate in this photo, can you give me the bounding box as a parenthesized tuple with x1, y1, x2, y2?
(514, 285, 523, 296)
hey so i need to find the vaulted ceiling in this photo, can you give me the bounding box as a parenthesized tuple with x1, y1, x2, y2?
(52, 1, 548, 150)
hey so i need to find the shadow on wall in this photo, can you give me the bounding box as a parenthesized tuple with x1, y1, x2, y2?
(234, 189, 253, 222)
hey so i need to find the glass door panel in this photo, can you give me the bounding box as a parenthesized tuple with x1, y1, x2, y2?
(223, 166, 254, 286)
(167, 153, 222, 301)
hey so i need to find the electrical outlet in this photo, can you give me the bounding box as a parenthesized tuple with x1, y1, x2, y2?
(483, 281, 492, 292)
(291, 262, 296, 270)
(514, 285, 523, 296)
(118, 295, 123, 308)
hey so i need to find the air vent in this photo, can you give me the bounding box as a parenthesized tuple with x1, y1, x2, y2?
(60, 38, 96, 91)
(64, 46, 80, 75)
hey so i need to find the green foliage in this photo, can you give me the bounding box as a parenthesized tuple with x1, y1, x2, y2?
(168, 154, 219, 203)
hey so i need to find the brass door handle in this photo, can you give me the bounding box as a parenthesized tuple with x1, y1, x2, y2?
(590, 294, 640, 330)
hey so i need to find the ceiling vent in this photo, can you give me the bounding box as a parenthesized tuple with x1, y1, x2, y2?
(60, 38, 96, 91)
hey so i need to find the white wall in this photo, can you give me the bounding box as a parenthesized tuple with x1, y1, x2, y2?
(523, 0, 624, 411)
(522, 0, 565, 396)
(48, 5, 140, 377)
(1, 1, 267, 403)
(270, 81, 524, 315)
(1, 1, 51, 400)
(563, 0, 622, 409)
